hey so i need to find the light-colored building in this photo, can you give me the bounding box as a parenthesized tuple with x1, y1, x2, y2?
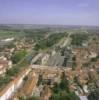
(0, 56, 12, 75)
(41, 54, 50, 65)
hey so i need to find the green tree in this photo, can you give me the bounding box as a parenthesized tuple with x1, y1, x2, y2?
(23, 76, 28, 81)
(11, 50, 27, 64)
(52, 82, 60, 94)
(88, 89, 99, 100)
(50, 71, 80, 100)
(37, 74, 43, 86)
(27, 96, 40, 100)
(19, 96, 26, 100)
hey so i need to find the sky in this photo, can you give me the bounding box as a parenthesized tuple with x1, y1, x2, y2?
(0, 0, 99, 25)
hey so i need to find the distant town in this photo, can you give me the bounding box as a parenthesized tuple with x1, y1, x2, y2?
(0, 24, 99, 100)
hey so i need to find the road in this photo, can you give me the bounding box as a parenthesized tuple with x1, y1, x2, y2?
(61, 32, 72, 48)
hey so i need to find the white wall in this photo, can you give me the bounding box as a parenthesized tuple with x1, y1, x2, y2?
(0, 68, 31, 100)
(15, 78, 23, 90)
(0, 84, 14, 100)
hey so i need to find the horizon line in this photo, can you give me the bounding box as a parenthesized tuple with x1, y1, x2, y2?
(0, 23, 99, 27)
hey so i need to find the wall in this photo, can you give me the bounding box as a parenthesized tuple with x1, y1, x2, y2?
(0, 84, 14, 100)
(0, 68, 31, 100)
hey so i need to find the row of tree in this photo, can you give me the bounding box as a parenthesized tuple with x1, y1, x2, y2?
(35, 33, 67, 50)
(71, 33, 89, 46)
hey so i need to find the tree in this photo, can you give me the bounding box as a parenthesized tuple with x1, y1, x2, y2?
(49, 94, 60, 100)
(88, 89, 99, 100)
(52, 82, 60, 94)
(71, 33, 89, 46)
(6, 67, 19, 76)
(50, 92, 80, 100)
(62, 57, 68, 67)
(23, 76, 28, 81)
(59, 77, 69, 92)
(60, 72, 69, 91)
(37, 74, 43, 86)
(11, 50, 27, 64)
(27, 96, 40, 100)
(50, 71, 80, 100)
(19, 96, 25, 100)
(72, 56, 77, 70)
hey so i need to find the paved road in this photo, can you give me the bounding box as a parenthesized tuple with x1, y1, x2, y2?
(61, 32, 72, 48)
